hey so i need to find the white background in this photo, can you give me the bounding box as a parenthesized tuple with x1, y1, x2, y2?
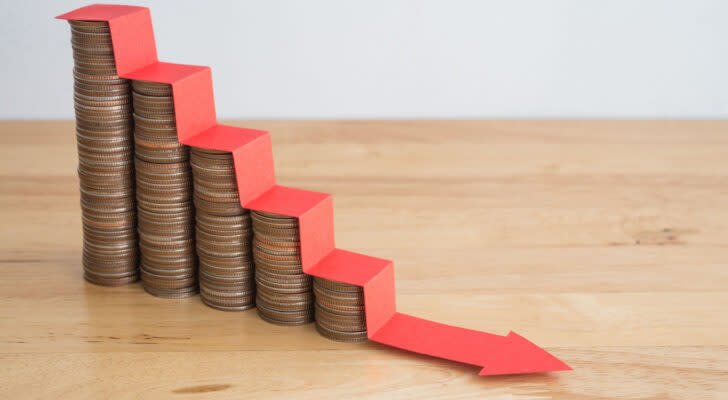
(1, 0, 726, 119)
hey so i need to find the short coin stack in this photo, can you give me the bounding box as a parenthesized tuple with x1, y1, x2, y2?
(69, 20, 138, 286)
(251, 211, 314, 325)
(132, 80, 198, 298)
(191, 148, 255, 310)
(313, 277, 368, 342)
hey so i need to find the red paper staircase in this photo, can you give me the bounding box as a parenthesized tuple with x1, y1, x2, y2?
(57, 4, 570, 376)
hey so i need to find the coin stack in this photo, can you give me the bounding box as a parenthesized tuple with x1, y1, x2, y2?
(69, 20, 138, 286)
(191, 148, 255, 310)
(313, 277, 368, 342)
(132, 80, 198, 298)
(251, 211, 314, 325)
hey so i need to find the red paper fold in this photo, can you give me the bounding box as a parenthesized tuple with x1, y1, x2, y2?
(57, 4, 570, 375)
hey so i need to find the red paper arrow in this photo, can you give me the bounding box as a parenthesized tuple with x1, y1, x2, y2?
(57, 4, 571, 376)
(372, 314, 570, 375)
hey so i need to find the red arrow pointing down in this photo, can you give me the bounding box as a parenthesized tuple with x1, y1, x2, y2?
(57, 4, 571, 376)
(372, 313, 571, 375)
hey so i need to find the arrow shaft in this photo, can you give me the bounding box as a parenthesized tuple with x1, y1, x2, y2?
(370, 313, 509, 367)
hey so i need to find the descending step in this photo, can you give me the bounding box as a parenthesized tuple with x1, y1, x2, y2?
(57, 4, 570, 375)
(185, 124, 275, 204)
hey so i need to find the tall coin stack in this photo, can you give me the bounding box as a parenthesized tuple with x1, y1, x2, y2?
(313, 277, 367, 342)
(191, 148, 255, 310)
(69, 20, 138, 286)
(131, 80, 198, 298)
(251, 211, 314, 325)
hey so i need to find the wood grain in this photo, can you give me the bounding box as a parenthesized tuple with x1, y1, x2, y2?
(0, 120, 726, 399)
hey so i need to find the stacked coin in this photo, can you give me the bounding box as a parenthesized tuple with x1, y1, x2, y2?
(69, 20, 138, 286)
(132, 80, 198, 298)
(251, 211, 314, 325)
(313, 277, 367, 342)
(191, 147, 255, 310)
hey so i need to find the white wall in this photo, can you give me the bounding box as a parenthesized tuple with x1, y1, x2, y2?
(1, 0, 726, 119)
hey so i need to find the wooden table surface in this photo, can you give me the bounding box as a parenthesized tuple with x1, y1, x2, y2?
(1, 120, 726, 399)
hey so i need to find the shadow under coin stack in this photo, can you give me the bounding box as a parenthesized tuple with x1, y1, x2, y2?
(191, 148, 255, 310)
(132, 80, 198, 298)
(251, 211, 314, 325)
(69, 21, 138, 286)
(313, 277, 368, 342)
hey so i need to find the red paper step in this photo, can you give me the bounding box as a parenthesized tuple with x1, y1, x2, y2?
(185, 125, 275, 205)
(245, 185, 334, 269)
(57, 5, 157, 75)
(306, 249, 396, 335)
(124, 62, 216, 142)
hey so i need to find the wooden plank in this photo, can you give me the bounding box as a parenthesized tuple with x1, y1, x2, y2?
(0, 120, 726, 399)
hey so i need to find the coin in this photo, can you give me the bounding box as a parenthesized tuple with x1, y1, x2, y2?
(201, 297, 256, 312)
(200, 272, 254, 290)
(132, 80, 173, 96)
(84, 271, 140, 287)
(142, 284, 199, 299)
(315, 303, 367, 330)
(256, 302, 314, 326)
(69, 20, 111, 33)
(315, 323, 368, 343)
(140, 266, 197, 290)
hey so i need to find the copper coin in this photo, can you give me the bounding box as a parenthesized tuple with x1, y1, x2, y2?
(256, 303, 314, 326)
(193, 196, 246, 216)
(315, 323, 368, 343)
(316, 300, 365, 314)
(133, 113, 177, 129)
(132, 80, 173, 96)
(314, 303, 366, 328)
(142, 284, 198, 299)
(196, 211, 251, 232)
(84, 271, 139, 287)
(313, 284, 364, 307)
(68, 20, 111, 33)
(200, 269, 254, 285)
(313, 277, 363, 294)
(200, 295, 255, 312)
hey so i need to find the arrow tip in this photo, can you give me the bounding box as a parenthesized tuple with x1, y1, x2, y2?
(478, 331, 571, 376)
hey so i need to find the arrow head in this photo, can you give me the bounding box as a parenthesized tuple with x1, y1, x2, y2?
(478, 331, 571, 375)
